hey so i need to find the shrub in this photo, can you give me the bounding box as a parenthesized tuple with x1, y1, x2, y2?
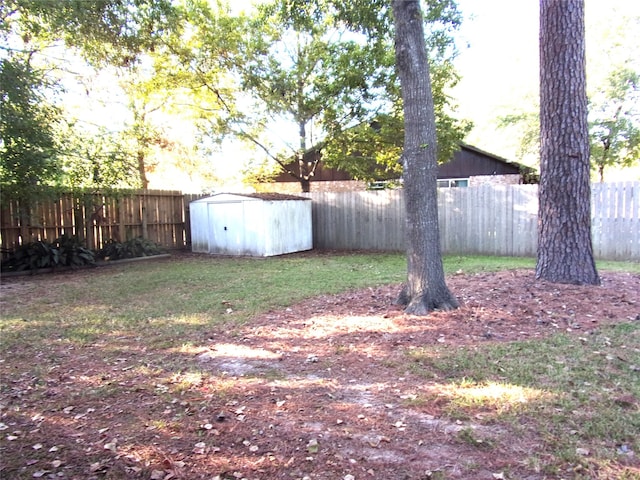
(54, 235, 96, 267)
(97, 237, 164, 261)
(1, 235, 95, 272)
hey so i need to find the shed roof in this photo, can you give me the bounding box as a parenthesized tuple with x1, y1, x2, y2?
(242, 192, 310, 201)
(193, 192, 310, 203)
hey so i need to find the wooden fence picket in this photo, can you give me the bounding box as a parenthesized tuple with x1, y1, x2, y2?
(0, 189, 189, 254)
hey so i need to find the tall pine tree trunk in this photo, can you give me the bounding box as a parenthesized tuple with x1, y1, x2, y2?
(392, 0, 458, 315)
(537, 0, 599, 285)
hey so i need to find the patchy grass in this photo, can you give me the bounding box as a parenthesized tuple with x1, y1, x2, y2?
(407, 322, 640, 474)
(0, 251, 637, 479)
(0, 253, 540, 352)
(0, 252, 406, 351)
(444, 254, 640, 274)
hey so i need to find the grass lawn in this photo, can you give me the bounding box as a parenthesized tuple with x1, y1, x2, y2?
(0, 252, 638, 479)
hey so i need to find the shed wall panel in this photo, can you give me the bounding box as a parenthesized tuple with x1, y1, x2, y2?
(242, 200, 266, 256)
(263, 200, 312, 256)
(208, 202, 247, 255)
(189, 195, 312, 257)
(189, 201, 210, 253)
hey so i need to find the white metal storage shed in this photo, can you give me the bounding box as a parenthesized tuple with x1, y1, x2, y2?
(190, 193, 312, 257)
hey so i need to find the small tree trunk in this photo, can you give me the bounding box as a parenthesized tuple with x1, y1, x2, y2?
(598, 163, 605, 183)
(297, 113, 310, 192)
(137, 149, 149, 189)
(537, 0, 599, 285)
(392, 0, 458, 315)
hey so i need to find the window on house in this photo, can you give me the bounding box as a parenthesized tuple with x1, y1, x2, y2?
(367, 180, 403, 190)
(437, 178, 469, 188)
(367, 181, 387, 190)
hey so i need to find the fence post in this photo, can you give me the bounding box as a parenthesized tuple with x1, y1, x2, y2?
(141, 201, 148, 239)
(117, 197, 126, 243)
(84, 195, 95, 250)
(18, 201, 30, 246)
(73, 197, 85, 246)
(184, 199, 191, 248)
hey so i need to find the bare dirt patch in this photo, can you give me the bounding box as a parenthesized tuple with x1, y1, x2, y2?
(1, 267, 638, 479)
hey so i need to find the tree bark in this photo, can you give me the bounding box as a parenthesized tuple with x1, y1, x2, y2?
(300, 177, 310, 193)
(392, 0, 458, 315)
(537, 0, 599, 285)
(137, 149, 149, 189)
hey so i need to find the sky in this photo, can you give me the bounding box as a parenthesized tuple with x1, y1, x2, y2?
(451, 0, 540, 160)
(450, 0, 640, 177)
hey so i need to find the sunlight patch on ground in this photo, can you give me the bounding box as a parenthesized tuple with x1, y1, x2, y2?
(168, 371, 204, 389)
(265, 376, 338, 391)
(176, 343, 212, 355)
(252, 315, 429, 340)
(195, 344, 285, 376)
(199, 343, 282, 360)
(145, 313, 212, 327)
(167, 314, 211, 325)
(435, 381, 555, 411)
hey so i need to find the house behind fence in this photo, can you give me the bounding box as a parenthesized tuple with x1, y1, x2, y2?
(1, 182, 638, 261)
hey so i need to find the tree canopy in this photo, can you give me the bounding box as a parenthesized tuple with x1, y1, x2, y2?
(1, 0, 183, 198)
(589, 67, 640, 182)
(1, 0, 177, 65)
(234, 0, 470, 188)
(1, 0, 236, 194)
(498, 65, 640, 182)
(1, 0, 471, 196)
(3, 0, 638, 196)
(0, 54, 63, 200)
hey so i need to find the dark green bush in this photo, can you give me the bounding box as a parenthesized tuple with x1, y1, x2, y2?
(53, 235, 96, 267)
(1, 235, 95, 272)
(97, 237, 163, 261)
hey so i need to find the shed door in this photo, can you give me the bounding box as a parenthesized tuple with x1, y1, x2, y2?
(208, 202, 244, 254)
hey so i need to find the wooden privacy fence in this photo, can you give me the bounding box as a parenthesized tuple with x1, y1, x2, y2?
(302, 181, 640, 261)
(0, 190, 200, 253)
(2, 183, 638, 261)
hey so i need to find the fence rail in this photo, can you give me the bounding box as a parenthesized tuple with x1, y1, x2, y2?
(1, 183, 638, 261)
(302, 181, 640, 261)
